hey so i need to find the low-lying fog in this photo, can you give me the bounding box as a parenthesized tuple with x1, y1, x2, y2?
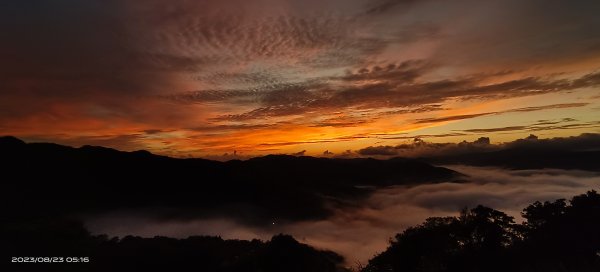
(86, 166, 600, 264)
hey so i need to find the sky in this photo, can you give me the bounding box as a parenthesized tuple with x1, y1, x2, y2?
(1, 0, 600, 158)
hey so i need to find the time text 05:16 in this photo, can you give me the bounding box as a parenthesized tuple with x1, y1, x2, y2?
(12, 257, 90, 263)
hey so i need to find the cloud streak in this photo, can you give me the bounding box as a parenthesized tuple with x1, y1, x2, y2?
(414, 103, 589, 124)
(1, 0, 599, 156)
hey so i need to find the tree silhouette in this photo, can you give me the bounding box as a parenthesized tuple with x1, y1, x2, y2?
(364, 205, 519, 272)
(363, 191, 600, 272)
(2, 217, 349, 272)
(515, 190, 600, 271)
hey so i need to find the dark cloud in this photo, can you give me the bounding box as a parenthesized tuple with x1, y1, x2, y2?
(458, 118, 600, 134)
(377, 132, 467, 140)
(509, 103, 590, 113)
(0, 0, 188, 98)
(357, 136, 493, 157)
(505, 132, 600, 151)
(393, 22, 441, 43)
(207, 70, 599, 121)
(333, 150, 355, 159)
(431, 1, 600, 71)
(415, 113, 492, 124)
(162, 89, 261, 104)
(143, 129, 164, 135)
(382, 104, 446, 115)
(536, 118, 577, 125)
(362, 0, 421, 16)
(415, 103, 589, 124)
(310, 115, 372, 128)
(357, 145, 399, 156)
(258, 139, 339, 147)
(357, 133, 600, 164)
(188, 123, 279, 132)
(339, 59, 431, 83)
(413, 133, 600, 171)
(0, 0, 220, 133)
(573, 71, 600, 88)
(291, 150, 307, 156)
(460, 126, 530, 133)
(130, 0, 389, 71)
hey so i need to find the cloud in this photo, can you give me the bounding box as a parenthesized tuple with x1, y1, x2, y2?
(415, 113, 492, 124)
(362, 0, 422, 16)
(376, 132, 468, 140)
(0, 0, 189, 98)
(357, 136, 495, 157)
(415, 103, 589, 124)
(457, 118, 600, 133)
(204, 71, 600, 122)
(505, 132, 600, 151)
(460, 126, 530, 133)
(291, 150, 307, 156)
(127, 0, 390, 73)
(86, 166, 600, 264)
(1, 0, 600, 157)
(339, 59, 431, 83)
(510, 103, 590, 113)
(357, 145, 399, 156)
(357, 133, 600, 158)
(430, 1, 600, 70)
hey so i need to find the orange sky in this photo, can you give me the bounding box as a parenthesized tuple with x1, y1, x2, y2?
(1, 0, 599, 158)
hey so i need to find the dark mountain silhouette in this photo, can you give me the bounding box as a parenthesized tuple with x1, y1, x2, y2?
(0, 136, 460, 226)
(419, 133, 600, 171)
(363, 190, 600, 272)
(424, 145, 600, 171)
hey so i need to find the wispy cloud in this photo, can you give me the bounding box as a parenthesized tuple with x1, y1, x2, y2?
(1, 0, 600, 156)
(415, 103, 590, 124)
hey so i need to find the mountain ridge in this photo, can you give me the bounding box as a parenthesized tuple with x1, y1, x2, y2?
(0, 136, 461, 226)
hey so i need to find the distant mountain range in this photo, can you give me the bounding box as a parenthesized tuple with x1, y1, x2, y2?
(424, 142, 600, 171)
(0, 136, 460, 225)
(3, 134, 597, 226)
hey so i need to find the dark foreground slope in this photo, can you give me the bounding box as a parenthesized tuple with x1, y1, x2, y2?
(2, 218, 348, 272)
(0, 136, 460, 225)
